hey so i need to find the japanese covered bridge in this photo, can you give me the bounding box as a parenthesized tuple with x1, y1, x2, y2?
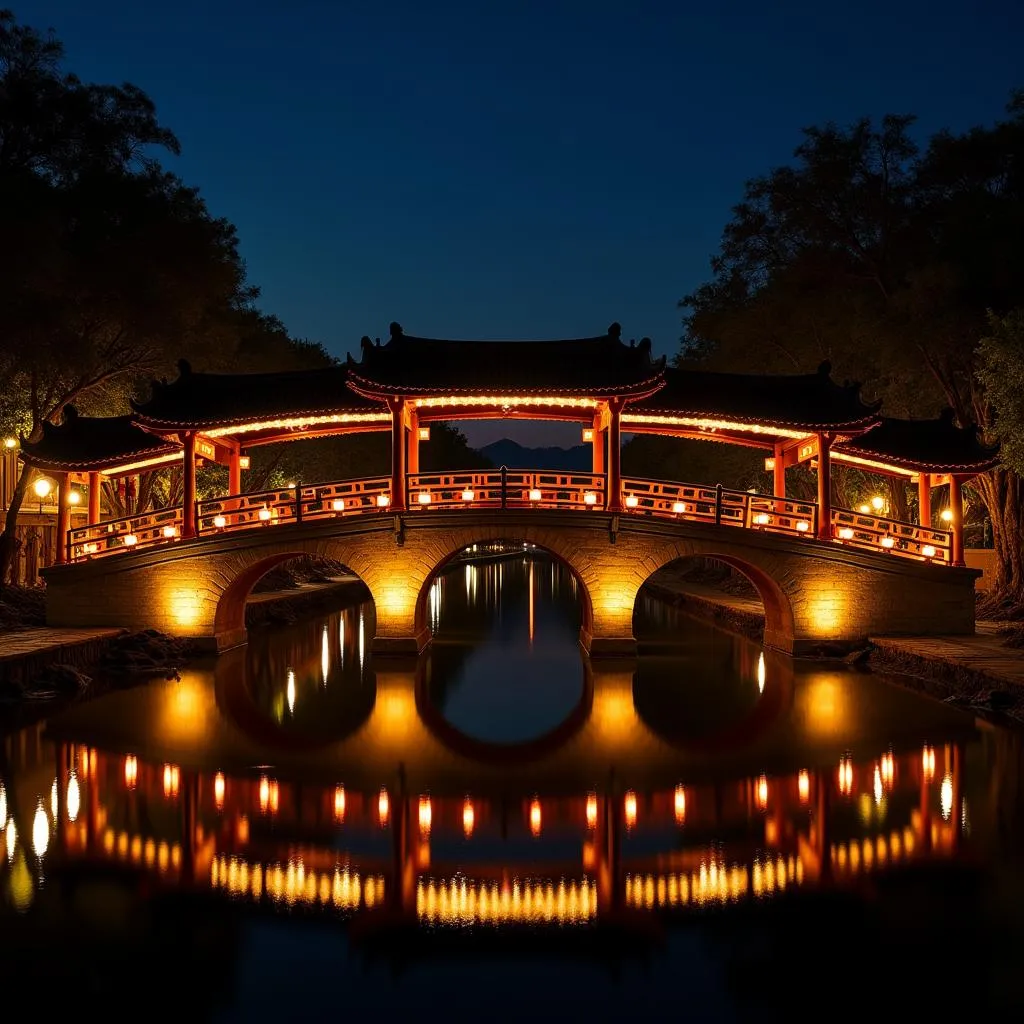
(22, 323, 997, 656)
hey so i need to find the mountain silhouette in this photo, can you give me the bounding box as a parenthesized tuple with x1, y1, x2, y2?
(477, 439, 592, 472)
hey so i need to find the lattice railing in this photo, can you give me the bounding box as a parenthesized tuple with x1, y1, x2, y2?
(406, 470, 606, 510)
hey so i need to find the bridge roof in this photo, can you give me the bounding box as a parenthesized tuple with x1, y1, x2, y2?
(345, 322, 666, 399)
(626, 362, 882, 433)
(19, 409, 181, 474)
(131, 359, 388, 431)
(834, 411, 1000, 475)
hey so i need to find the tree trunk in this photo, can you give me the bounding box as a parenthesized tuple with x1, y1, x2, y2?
(973, 467, 1024, 615)
(0, 462, 34, 588)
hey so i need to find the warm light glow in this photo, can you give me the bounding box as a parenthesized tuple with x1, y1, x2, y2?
(412, 394, 599, 410)
(376, 493, 390, 507)
(838, 527, 854, 540)
(213, 515, 227, 529)
(529, 798, 542, 836)
(858, 504, 871, 514)
(203, 411, 391, 437)
(755, 775, 769, 810)
(795, 520, 810, 532)
(940, 772, 953, 821)
(286, 670, 295, 714)
(51, 778, 57, 818)
(32, 801, 48, 859)
(880, 536, 895, 549)
(674, 784, 686, 824)
(3, 437, 16, 449)
(672, 501, 687, 514)
(66, 489, 81, 506)
(873, 766, 883, 806)
(622, 412, 807, 438)
(871, 495, 885, 511)
(417, 492, 431, 504)
(238, 455, 251, 469)
(922, 746, 936, 782)
(583, 491, 598, 505)
(830, 450, 918, 477)
(33, 477, 52, 499)
(5, 819, 15, 861)
(625, 494, 639, 508)
(798, 770, 810, 803)
(838, 757, 854, 796)
(880, 750, 895, 788)
(753, 513, 770, 525)
(461, 489, 474, 501)
(922, 544, 937, 558)
(418, 425, 431, 441)
(100, 452, 184, 476)
(124, 755, 138, 789)
(67, 773, 80, 823)
(462, 798, 475, 837)
(624, 790, 637, 830)
(757, 652, 766, 693)
(162, 524, 178, 538)
(286, 482, 296, 489)
(764, 456, 776, 471)
(214, 772, 226, 810)
(418, 795, 432, 835)
(528, 488, 542, 502)
(332, 498, 346, 511)
(123, 533, 138, 546)
(417, 877, 596, 926)
(582, 427, 595, 442)
(258, 507, 272, 521)
(162, 763, 180, 798)
(334, 785, 346, 823)
(941, 508, 954, 523)
(586, 793, 598, 829)
(259, 776, 280, 814)
(378, 788, 390, 826)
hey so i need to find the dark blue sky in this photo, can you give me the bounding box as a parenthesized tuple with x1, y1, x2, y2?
(18, 0, 1023, 446)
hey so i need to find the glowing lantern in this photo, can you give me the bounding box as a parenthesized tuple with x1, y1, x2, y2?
(124, 755, 138, 789)
(334, 785, 346, 823)
(529, 798, 542, 836)
(51, 778, 57, 818)
(795, 521, 810, 533)
(378, 787, 390, 826)
(871, 495, 885, 512)
(624, 791, 637, 830)
(625, 494, 639, 509)
(922, 746, 936, 782)
(213, 515, 227, 529)
(461, 489, 474, 501)
(259, 775, 278, 814)
(528, 488, 542, 502)
(873, 766, 883, 806)
(417, 492, 431, 504)
(838, 527, 854, 540)
(214, 772, 226, 810)
(922, 544, 936, 557)
(123, 534, 138, 546)
(286, 482, 296, 489)
(67, 773, 80, 823)
(462, 798, 475, 837)
(376, 493, 390, 508)
(940, 772, 953, 821)
(674, 784, 686, 825)
(418, 426, 431, 441)
(33, 477, 52, 500)
(586, 792, 597, 830)
(838, 757, 853, 796)
(672, 501, 687, 514)
(162, 525, 178, 538)
(798, 770, 810, 803)
(880, 536, 895, 549)
(418, 795, 432, 835)
(67, 489, 81, 506)
(258, 507, 272, 521)
(582, 427, 595, 442)
(3, 437, 16, 449)
(764, 457, 776, 471)
(32, 800, 48, 859)
(583, 492, 598, 506)
(940, 508, 954, 523)
(757, 652, 766, 693)
(162, 763, 180, 799)
(858, 504, 871, 514)
(753, 513, 770, 525)
(238, 455, 251, 469)
(880, 750, 895, 788)
(755, 775, 769, 810)
(332, 498, 346, 512)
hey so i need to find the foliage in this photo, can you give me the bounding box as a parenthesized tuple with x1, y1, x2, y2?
(978, 310, 1024, 476)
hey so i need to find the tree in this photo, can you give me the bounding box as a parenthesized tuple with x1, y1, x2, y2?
(0, 11, 253, 581)
(681, 94, 1024, 603)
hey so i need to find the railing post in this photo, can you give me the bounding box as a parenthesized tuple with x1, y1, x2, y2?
(715, 484, 723, 526)
(500, 466, 508, 510)
(295, 480, 303, 524)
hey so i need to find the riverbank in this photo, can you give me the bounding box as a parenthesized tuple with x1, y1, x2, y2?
(640, 564, 1024, 723)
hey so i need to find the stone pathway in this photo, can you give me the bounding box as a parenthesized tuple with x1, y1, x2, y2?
(245, 575, 361, 605)
(0, 626, 124, 663)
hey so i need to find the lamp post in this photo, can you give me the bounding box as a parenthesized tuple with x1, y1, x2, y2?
(33, 476, 52, 514)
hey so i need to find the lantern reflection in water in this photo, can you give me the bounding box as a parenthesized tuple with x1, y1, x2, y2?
(529, 798, 542, 836)
(417, 877, 596, 926)
(124, 754, 138, 789)
(757, 652, 766, 693)
(67, 772, 80, 823)
(214, 772, 226, 810)
(259, 776, 279, 815)
(624, 790, 637, 831)
(586, 792, 598, 830)
(50, 778, 57, 818)
(162, 763, 180, 799)
(378, 788, 390, 827)
(755, 775, 769, 810)
(940, 772, 954, 821)
(798, 770, 810, 804)
(674, 784, 686, 824)
(334, 785, 346, 823)
(32, 800, 48, 859)
(922, 745, 936, 782)
(462, 798, 475, 838)
(838, 757, 854, 796)
(418, 795, 432, 835)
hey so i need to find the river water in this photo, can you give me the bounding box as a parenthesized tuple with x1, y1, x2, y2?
(2, 550, 1024, 1019)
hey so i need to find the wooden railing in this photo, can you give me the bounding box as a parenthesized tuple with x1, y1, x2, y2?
(64, 469, 953, 567)
(406, 470, 606, 510)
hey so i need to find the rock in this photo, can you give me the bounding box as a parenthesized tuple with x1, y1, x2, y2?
(25, 663, 91, 698)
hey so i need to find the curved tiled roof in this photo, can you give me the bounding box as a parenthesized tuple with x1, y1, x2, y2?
(346, 322, 666, 397)
(19, 409, 180, 472)
(835, 410, 1000, 473)
(132, 360, 386, 430)
(628, 362, 881, 432)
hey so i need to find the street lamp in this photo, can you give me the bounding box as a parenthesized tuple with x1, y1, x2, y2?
(33, 476, 52, 512)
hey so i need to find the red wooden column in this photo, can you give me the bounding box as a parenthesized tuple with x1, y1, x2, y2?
(772, 442, 786, 499)
(918, 473, 932, 528)
(55, 471, 70, 564)
(591, 415, 605, 476)
(815, 433, 833, 540)
(88, 471, 102, 524)
(949, 474, 965, 566)
(607, 399, 623, 512)
(228, 449, 242, 495)
(388, 399, 407, 512)
(182, 431, 197, 538)
(407, 409, 420, 476)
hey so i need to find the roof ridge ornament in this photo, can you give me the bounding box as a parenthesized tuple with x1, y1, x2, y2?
(607, 322, 622, 340)
(389, 322, 403, 341)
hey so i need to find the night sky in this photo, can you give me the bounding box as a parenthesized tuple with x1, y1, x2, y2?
(18, 0, 1023, 446)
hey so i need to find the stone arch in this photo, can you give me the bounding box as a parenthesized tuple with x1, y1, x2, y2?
(411, 532, 595, 649)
